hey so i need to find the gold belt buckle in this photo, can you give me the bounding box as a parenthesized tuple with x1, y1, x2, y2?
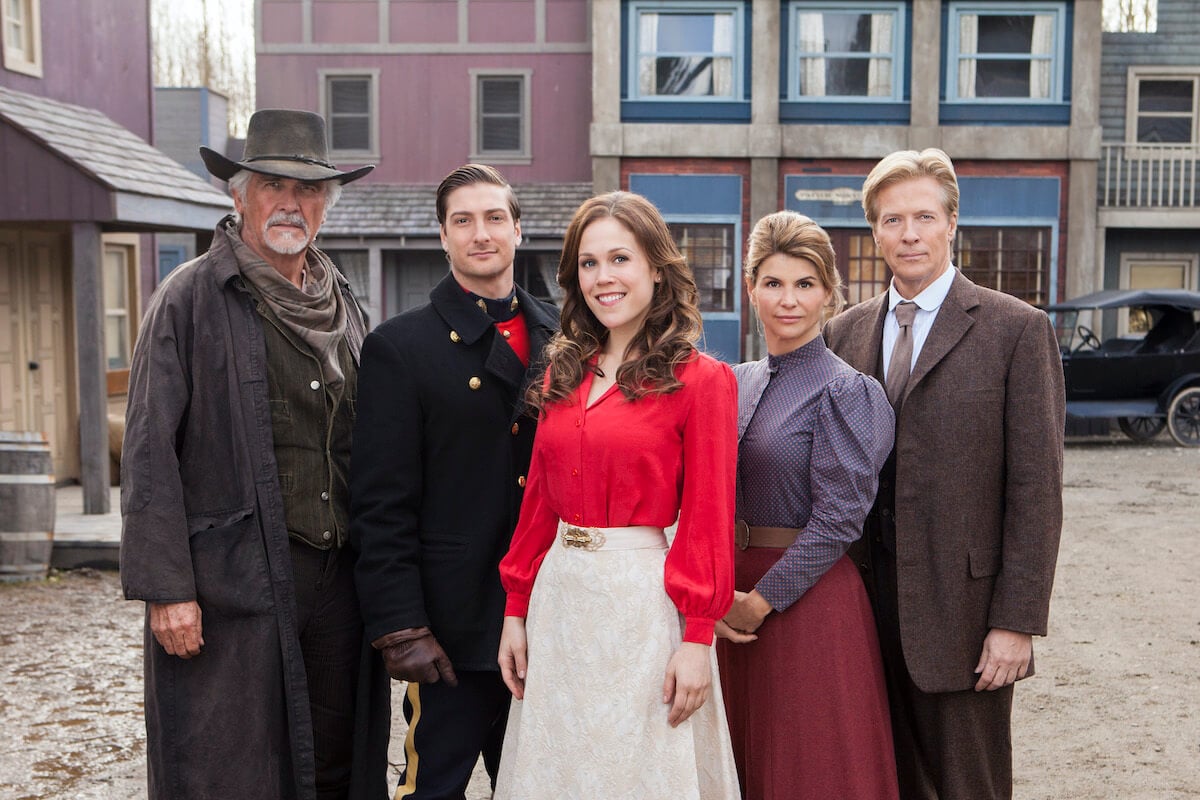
(562, 525, 606, 551)
(735, 520, 750, 551)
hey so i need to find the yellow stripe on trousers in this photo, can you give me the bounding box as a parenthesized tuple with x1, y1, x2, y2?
(394, 682, 422, 799)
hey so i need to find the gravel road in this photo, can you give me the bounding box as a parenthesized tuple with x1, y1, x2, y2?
(1, 436, 1196, 799)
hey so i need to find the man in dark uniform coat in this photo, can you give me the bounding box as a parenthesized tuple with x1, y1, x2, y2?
(823, 148, 1065, 800)
(350, 164, 559, 798)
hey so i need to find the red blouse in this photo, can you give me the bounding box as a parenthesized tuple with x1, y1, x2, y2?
(500, 352, 738, 644)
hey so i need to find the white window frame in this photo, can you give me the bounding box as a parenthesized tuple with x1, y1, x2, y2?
(945, 2, 1066, 104)
(1125, 66, 1200, 146)
(787, 1, 906, 103)
(101, 235, 139, 389)
(318, 68, 380, 161)
(469, 68, 532, 164)
(1, 0, 42, 78)
(627, 1, 745, 102)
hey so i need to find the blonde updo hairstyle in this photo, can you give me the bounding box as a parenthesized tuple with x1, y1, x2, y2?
(744, 211, 846, 319)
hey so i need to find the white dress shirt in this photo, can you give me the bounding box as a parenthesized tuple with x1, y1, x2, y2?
(881, 265, 957, 377)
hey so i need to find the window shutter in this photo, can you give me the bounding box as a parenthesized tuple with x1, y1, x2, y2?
(328, 77, 371, 151)
(479, 77, 523, 152)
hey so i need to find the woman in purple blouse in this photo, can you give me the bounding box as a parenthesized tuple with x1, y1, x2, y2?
(715, 211, 898, 799)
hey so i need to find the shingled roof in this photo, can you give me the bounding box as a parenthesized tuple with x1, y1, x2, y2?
(320, 181, 594, 239)
(0, 85, 230, 211)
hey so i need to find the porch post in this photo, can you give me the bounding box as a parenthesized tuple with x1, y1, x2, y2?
(71, 222, 111, 514)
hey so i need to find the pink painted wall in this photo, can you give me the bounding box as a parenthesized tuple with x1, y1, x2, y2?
(0, 0, 153, 139)
(313, 3, 380, 44)
(469, 2, 536, 43)
(255, 0, 592, 184)
(261, 0, 304, 44)
(391, 2, 458, 44)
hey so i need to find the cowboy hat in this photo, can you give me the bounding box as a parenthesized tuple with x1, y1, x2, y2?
(199, 108, 374, 184)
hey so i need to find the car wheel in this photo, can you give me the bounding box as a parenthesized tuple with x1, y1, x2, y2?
(1117, 416, 1166, 442)
(1166, 387, 1200, 447)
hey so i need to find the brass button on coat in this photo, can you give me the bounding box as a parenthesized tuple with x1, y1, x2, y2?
(469, 377, 482, 390)
(502, 329, 512, 338)
(450, 330, 461, 343)
(517, 475, 526, 487)
(511, 423, 519, 435)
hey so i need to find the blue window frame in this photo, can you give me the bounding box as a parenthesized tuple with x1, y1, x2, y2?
(626, 2, 746, 101)
(787, 2, 906, 103)
(945, 2, 1066, 104)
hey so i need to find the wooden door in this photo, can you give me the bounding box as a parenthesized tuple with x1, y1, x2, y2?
(0, 227, 76, 480)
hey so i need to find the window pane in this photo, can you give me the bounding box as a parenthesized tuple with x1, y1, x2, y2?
(330, 79, 369, 114)
(1139, 80, 1193, 113)
(823, 12, 876, 53)
(482, 118, 521, 151)
(670, 224, 735, 312)
(843, 233, 889, 305)
(478, 75, 524, 153)
(331, 117, 369, 151)
(105, 317, 129, 371)
(955, 227, 1050, 305)
(103, 250, 127, 309)
(1137, 116, 1191, 143)
(824, 58, 873, 96)
(328, 76, 372, 151)
(103, 246, 131, 370)
(481, 78, 521, 114)
(652, 56, 716, 96)
(976, 15, 1035, 54)
(648, 13, 730, 53)
(1129, 263, 1187, 290)
(972, 59, 1034, 98)
(636, 9, 736, 98)
(795, 9, 895, 99)
(4, 0, 21, 52)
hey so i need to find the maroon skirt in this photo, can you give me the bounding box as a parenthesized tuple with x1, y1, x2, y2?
(717, 552, 899, 800)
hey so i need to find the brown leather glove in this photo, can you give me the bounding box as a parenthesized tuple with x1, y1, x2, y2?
(371, 627, 459, 687)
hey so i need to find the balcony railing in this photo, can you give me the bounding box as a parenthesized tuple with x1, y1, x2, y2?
(1099, 143, 1200, 209)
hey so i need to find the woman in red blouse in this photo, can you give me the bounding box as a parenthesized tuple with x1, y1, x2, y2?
(493, 192, 740, 799)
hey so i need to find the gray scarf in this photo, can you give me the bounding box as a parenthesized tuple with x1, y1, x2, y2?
(223, 219, 364, 388)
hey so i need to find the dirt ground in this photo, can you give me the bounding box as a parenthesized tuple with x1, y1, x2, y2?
(0, 436, 1196, 800)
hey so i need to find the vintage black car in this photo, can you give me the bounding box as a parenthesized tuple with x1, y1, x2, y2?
(1043, 289, 1200, 447)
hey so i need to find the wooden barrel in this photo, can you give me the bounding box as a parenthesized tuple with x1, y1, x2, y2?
(0, 431, 55, 582)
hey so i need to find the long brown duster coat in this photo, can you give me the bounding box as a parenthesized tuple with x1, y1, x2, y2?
(120, 220, 388, 799)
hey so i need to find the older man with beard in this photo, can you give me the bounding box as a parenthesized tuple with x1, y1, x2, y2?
(120, 109, 389, 800)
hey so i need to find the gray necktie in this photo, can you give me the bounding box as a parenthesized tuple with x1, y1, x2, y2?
(886, 301, 917, 407)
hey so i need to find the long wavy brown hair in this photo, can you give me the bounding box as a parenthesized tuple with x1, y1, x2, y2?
(529, 191, 704, 412)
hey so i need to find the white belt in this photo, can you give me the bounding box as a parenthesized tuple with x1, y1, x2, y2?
(557, 519, 667, 552)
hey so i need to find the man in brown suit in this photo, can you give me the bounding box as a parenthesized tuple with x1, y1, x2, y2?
(823, 148, 1065, 800)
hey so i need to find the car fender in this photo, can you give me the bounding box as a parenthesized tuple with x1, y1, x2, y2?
(1160, 373, 1200, 408)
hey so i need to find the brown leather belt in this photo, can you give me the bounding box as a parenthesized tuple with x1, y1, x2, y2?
(735, 519, 801, 550)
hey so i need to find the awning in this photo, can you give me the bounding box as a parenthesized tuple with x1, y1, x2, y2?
(0, 85, 231, 231)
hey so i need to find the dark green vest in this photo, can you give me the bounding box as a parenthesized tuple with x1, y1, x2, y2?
(253, 297, 356, 550)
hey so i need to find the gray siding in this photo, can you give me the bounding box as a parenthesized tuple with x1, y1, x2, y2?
(1100, 0, 1200, 142)
(153, 88, 229, 184)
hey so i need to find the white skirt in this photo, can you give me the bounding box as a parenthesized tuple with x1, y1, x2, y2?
(494, 522, 740, 800)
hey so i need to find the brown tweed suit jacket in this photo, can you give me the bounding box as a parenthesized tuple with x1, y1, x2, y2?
(823, 270, 1066, 693)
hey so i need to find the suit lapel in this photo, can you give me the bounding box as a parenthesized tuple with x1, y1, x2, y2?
(839, 293, 889, 381)
(903, 271, 980, 403)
